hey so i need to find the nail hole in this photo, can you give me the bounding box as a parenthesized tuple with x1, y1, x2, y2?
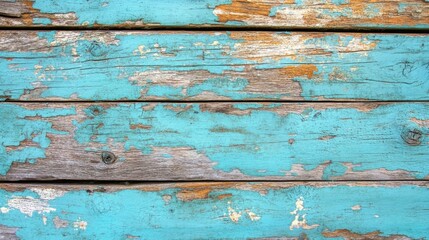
(101, 151, 116, 164)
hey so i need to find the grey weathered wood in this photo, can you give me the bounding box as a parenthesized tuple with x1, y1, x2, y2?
(0, 225, 19, 240)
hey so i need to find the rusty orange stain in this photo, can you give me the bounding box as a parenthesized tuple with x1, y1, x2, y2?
(130, 123, 152, 130)
(214, 0, 293, 23)
(214, 0, 429, 27)
(279, 64, 318, 79)
(217, 193, 233, 200)
(176, 188, 212, 201)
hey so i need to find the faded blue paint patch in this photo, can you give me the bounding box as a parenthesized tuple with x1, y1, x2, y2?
(72, 103, 429, 178)
(321, 7, 353, 18)
(32, 0, 232, 26)
(33, 18, 52, 25)
(0, 104, 75, 175)
(0, 185, 427, 239)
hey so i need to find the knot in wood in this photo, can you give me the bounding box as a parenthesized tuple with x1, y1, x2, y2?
(88, 41, 108, 57)
(101, 151, 116, 164)
(402, 128, 422, 146)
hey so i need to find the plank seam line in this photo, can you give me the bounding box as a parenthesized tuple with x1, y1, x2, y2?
(0, 180, 428, 185)
(1, 26, 429, 34)
(3, 100, 429, 104)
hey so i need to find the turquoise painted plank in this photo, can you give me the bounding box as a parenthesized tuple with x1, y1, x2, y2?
(0, 0, 428, 29)
(1, 31, 429, 101)
(0, 182, 427, 239)
(1, 102, 428, 180)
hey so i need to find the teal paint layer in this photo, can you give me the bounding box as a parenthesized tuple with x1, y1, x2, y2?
(0, 184, 427, 239)
(32, 0, 233, 26)
(1, 32, 428, 101)
(71, 103, 429, 179)
(0, 104, 75, 175)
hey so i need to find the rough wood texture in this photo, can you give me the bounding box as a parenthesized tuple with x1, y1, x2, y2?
(0, 182, 428, 239)
(1, 102, 428, 181)
(0, 0, 428, 29)
(1, 31, 429, 101)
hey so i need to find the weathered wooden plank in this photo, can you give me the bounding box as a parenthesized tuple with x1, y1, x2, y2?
(1, 0, 428, 29)
(0, 182, 428, 239)
(1, 31, 429, 101)
(1, 102, 428, 181)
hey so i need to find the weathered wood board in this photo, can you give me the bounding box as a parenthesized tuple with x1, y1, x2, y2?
(1, 102, 428, 181)
(1, 31, 429, 101)
(0, 182, 428, 239)
(1, 0, 429, 29)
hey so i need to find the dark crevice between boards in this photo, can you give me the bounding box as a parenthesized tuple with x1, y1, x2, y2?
(3, 99, 429, 103)
(0, 25, 429, 34)
(0, 179, 428, 185)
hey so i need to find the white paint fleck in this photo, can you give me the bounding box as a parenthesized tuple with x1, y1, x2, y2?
(245, 210, 261, 221)
(289, 197, 319, 231)
(162, 195, 172, 205)
(31, 188, 66, 200)
(73, 219, 88, 230)
(227, 202, 241, 223)
(134, 45, 150, 57)
(42, 215, 47, 225)
(351, 205, 361, 211)
(0, 207, 9, 213)
(289, 214, 319, 230)
(290, 197, 304, 215)
(8, 196, 56, 217)
(374, 214, 379, 218)
(34, 65, 43, 70)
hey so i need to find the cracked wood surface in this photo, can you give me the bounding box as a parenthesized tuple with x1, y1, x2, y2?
(0, 0, 429, 29)
(1, 102, 428, 181)
(1, 31, 429, 101)
(0, 182, 428, 239)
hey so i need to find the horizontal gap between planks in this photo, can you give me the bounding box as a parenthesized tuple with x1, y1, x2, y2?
(1, 25, 429, 34)
(0, 179, 428, 185)
(3, 100, 429, 104)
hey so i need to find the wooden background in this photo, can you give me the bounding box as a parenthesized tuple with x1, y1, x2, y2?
(0, 0, 429, 239)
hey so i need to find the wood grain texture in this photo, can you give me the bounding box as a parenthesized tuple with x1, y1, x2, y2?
(1, 31, 429, 101)
(0, 182, 428, 239)
(0, 0, 428, 29)
(1, 102, 428, 181)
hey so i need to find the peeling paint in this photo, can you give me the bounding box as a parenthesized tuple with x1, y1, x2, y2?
(53, 216, 69, 229)
(351, 205, 361, 211)
(227, 201, 242, 223)
(73, 218, 87, 230)
(245, 210, 261, 221)
(1, 32, 429, 101)
(7, 196, 55, 217)
(289, 197, 319, 231)
(0, 184, 427, 239)
(0, 104, 75, 175)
